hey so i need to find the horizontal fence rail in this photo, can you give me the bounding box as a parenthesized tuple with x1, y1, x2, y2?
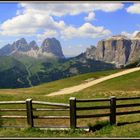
(0, 96, 140, 129)
(34, 116, 70, 119)
(77, 113, 111, 119)
(0, 116, 27, 119)
(76, 105, 110, 110)
(33, 108, 69, 111)
(0, 101, 25, 104)
(0, 109, 26, 111)
(116, 103, 140, 108)
(76, 98, 110, 102)
(32, 101, 69, 108)
(116, 110, 140, 116)
(116, 96, 140, 100)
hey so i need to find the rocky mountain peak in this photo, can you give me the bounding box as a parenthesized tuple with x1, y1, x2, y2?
(85, 45, 96, 59)
(14, 38, 28, 46)
(106, 35, 128, 40)
(0, 44, 12, 56)
(19, 38, 27, 43)
(41, 37, 64, 58)
(12, 38, 29, 52)
(41, 38, 59, 49)
(29, 41, 39, 50)
(134, 32, 140, 38)
(0, 37, 65, 59)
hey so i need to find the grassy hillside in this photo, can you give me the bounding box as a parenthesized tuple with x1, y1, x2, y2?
(0, 69, 140, 137)
(0, 56, 25, 72)
(73, 69, 140, 99)
(0, 56, 30, 88)
(0, 53, 116, 88)
(0, 69, 119, 99)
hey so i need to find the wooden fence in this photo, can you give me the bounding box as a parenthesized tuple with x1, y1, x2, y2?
(0, 96, 140, 129)
(71, 96, 140, 128)
(0, 99, 70, 128)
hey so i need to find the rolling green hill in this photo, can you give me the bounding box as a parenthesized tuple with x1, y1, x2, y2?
(0, 68, 140, 101)
(0, 56, 25, 72)
(0, 54, 115, 88)
(0, 56, 30, 88)
(0, 69, 119, 97)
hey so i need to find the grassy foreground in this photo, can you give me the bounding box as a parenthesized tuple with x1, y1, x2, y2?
(1, 120, 140, 137)
(1, 69, 140, 137)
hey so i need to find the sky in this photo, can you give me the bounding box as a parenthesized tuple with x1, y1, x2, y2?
(0, 2, 140, 57)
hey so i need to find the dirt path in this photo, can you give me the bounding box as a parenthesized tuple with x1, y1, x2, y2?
(25, 64, 33, 87)
(46, 67, 140, 97)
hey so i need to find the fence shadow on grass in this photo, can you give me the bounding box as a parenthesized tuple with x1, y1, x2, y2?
(88, 121, 110, 132)
(117, 120, 140, 126)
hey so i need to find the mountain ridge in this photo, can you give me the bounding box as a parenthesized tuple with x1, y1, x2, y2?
(0, 32, 140, 88)
(0, 37, 65, 59)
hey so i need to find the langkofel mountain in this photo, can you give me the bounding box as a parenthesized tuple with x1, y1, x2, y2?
(0, 38, 64, 59)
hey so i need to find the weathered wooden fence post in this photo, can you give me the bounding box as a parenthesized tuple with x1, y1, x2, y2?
(70, 97, 76, 129)
(26, 98, 34, 128)
(110, 96, 116, 125)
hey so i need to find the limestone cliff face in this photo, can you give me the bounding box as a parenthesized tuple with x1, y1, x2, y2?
(127, 32, 140, 64)
(85, 34, 140, 68)
(95, 37, 132, 67)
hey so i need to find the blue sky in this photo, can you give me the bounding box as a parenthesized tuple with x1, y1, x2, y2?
(0, 2, 140, 57)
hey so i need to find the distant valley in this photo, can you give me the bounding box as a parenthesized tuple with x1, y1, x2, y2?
(0, 32, 140, 88)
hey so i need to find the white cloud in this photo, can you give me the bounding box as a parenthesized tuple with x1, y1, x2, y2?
(37, 30, 58, 43)
(20, 3, 124, 16)
(37, 22, 111, 42)
(132, 30, 140, 37)
(121, 31, 132, 38)
(61, 23, 111, 39)
(84, 12, 95, 22)
(63, 44, 88, 57)
(0, 2, 122, 39)
(121, 30, 140, 38)
(0, 12, 66, 36)
(126, 4, 140, 14)
(91, 3, 124, 12)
